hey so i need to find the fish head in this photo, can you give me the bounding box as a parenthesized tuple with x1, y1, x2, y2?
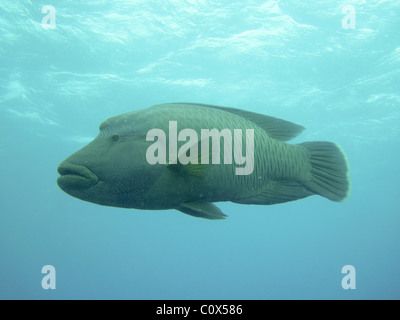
(57, 110, 159, 208)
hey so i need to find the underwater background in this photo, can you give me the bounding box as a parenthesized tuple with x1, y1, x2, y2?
(1, 0, 399, 300)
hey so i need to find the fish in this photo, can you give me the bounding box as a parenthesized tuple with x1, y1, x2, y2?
(57, 103, 351, 219)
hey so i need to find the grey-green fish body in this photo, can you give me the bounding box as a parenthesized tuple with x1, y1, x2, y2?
(57, 103, 350, 219)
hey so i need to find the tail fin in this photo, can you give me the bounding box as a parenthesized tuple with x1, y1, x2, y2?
(300, 141, 351, 202)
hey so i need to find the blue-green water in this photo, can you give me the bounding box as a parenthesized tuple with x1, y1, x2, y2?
(1, 0, 399, 300)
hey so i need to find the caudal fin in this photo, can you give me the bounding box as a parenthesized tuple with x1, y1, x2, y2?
(300, 141, 351, 202)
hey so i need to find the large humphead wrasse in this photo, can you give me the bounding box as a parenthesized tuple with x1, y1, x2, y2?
(57, 103, 350, 219)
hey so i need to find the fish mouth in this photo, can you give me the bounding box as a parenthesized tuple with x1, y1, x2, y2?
(57, 161, 99, 191)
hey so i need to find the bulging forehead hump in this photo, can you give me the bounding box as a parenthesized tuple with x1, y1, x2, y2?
(99, 109, 147, 133)
(100, 113, 129, 130)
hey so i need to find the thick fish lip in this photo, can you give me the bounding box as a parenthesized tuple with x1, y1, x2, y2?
(57, 161, 99, 191)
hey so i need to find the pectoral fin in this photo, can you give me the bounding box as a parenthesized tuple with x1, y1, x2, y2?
(177, 201, 227, 220)
(167, 162, 208, 177)
(167, 138, 211, 177)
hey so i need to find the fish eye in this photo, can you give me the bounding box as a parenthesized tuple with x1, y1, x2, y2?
(111, 133, 120, 142)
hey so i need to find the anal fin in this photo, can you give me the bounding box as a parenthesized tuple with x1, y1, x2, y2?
(233, 180, 313, 205)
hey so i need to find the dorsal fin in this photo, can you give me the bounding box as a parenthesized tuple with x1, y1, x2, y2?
(172, 103, 305, 141)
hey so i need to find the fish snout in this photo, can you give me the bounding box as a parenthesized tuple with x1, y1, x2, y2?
(57, 161, 99, 191)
